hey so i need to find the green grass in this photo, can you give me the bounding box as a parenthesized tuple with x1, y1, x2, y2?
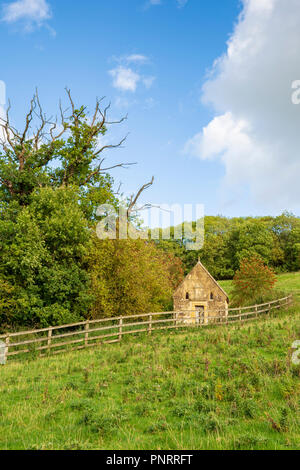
(219, 271, 300, 302)
(0, 305, 299, 450)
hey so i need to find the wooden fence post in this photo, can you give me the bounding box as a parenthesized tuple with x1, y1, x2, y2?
(119, 318, 123, 342)
(148, 315, 152, 335)
(47, 328, 53, 354)
(255, 305, 258, 319)
(239, 308, 242, 323)
(84, 320, 90, 347)
(5, 335, 10, 362)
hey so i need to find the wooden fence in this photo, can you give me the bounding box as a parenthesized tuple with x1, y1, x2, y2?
(0, 295, 293, 363)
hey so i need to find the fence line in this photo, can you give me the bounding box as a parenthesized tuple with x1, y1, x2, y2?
(0, 295, 293, 362)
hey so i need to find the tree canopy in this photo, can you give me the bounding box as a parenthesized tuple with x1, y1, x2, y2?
(0, 90, 183, 330)
(156, 213, 300, 279)
(0, 91, 299, 331)
(231, 255, 277, 306)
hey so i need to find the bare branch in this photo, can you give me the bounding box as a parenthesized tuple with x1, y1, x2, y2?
(0, 101, 18, 150)
(83, 162, 136, 185)
(0, 88, 132, 194)
(114, 182, 123, 196)
(33, 90, 48, 151)
(99, 162, 136, 172)
(65, 87, 75, 115)
(106, 114, 128, 125)
(127, 176, 155, 216)
(94, 134, 128, 157)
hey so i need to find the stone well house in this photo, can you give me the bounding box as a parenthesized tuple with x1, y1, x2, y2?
(173, 260, 229, 324)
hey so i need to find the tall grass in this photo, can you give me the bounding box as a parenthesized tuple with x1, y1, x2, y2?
(0, 305, 299, 450)
(219, 271, 300, 303)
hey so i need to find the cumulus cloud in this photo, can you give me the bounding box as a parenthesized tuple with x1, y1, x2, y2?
(185, 0, 300, 212)
(2, 0, 51, 29)
(109, 66, 141, 92)
(109, 54, 155, 93)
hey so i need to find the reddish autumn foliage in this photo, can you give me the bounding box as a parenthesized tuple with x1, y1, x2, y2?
(232, 255, 277, 306)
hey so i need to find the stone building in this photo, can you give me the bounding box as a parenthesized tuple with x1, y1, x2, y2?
(173, 260, 229, 324)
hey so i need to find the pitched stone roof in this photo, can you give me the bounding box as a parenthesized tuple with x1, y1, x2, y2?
(173, 260, 229, 302)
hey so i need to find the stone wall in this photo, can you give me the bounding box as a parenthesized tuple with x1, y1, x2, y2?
(173, 262, 228, 323)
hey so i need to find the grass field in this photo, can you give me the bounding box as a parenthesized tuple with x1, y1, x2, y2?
(0, 307, 299, 450)
(219, 271, 300, 302)
(0, 271, 299, 450)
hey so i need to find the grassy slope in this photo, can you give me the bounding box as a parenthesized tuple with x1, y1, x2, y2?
(219, 271, 300, 302)
(0, 305, 299, 450)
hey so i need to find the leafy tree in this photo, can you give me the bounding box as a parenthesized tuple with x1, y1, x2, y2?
(0, 90, 133, 329)
(233, 221, 274, 268)
(0, 278, 15, 329)
(156, 214, 300, 279)
(0, 187, 92, 328)
(0, 89, 130, 212)
(272, 214, 300, 272)
(88, 237, 184, 318)
(199, 216, 235, 279)
(231, 255, 277, 306)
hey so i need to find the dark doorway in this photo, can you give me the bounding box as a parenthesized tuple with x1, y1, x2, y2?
(195, 305, 205, 324)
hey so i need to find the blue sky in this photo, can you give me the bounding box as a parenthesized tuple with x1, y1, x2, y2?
(1, 0, 299, 218)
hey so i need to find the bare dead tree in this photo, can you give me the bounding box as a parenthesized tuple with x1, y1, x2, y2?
(127, 176, 155, 218)
(0, 88, 135, 198)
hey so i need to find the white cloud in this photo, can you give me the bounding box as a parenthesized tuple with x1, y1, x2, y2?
(2, 0, 51, 29)
(177, 0, 188, 7)
(109, 56, 156, 93)
(0, 81, 6, 106)
(109, 66, 141, 92)
(112, 54, 149, 65)
(148, 0, 188, 7)
(185, 0, 300, 212)
(126, 54, 149, 64)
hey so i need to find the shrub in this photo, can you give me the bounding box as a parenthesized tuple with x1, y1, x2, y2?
(231, 255, 277, 306)
(88, 237, 183, 318)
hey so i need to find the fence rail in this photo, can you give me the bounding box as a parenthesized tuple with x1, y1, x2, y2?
(0, 295, 293, 362)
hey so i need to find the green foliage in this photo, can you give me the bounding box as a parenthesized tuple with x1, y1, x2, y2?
(157, 213, 300, 279)
(0, 187, 92, 329)
(0, 90, 299, 330)
(0, 278, 16, 328)
(88, 237, 184, 318)
(0, 91, 125, 329)
(233, 221, 275, 266)
(0, 90, 119, 211)
(231, 255, 277, 306)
